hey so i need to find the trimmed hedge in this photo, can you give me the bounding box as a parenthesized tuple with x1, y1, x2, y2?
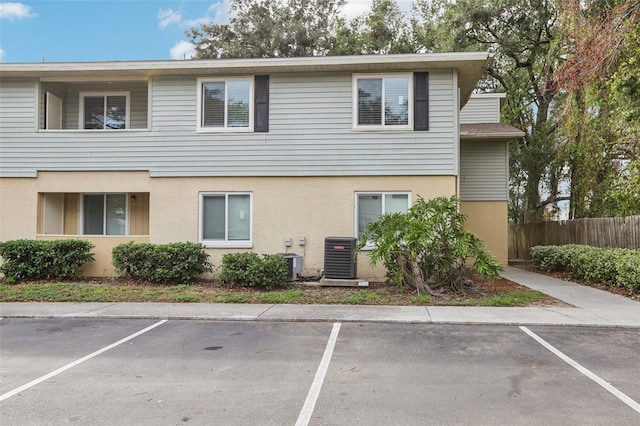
(218, 252, 289, 290)
(530, 245, 640, 294)
(0, 239, 95, 283)
(112, 242, 212, 284)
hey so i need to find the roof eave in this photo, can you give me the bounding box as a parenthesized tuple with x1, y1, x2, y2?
(460, 131, 525, 141)
(0, 52, 490, 102)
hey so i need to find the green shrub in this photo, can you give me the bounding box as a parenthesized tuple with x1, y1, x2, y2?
(530, 245, 565, 271)
(615, 251, 640, 294)
(217, 252, 259, 286)
(112, 242, 212, 284)
(0, 239, 94, 283)
(530, 245, 593, 272)
(530, 244, 640, 294)
(570, 248, 618, 286)
(218, 252, 289, 290)
(356, 196, 502, 294)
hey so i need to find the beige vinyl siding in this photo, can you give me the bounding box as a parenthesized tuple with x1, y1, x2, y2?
(460, 96, 501, 124)
(460, 140, 508, 200)
(0, 70, 457, 177)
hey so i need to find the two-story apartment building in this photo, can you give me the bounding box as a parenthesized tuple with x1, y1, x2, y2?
(0, 53, 523, 279)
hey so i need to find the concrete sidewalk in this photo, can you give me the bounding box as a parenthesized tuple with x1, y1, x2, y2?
(1, 266, 638, 327)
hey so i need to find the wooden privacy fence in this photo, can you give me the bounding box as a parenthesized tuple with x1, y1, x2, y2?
(509, 216, 640, 259)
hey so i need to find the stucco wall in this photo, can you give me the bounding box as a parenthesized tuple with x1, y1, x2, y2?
(35, 235, 150, 277)
(460, 200, 508, 265)
(1, 172, 464, 280)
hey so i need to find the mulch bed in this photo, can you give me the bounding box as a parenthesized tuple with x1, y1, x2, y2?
(1, 269, 572, 306)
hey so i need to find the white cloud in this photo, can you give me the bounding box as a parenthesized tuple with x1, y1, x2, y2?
(207, 0, 231, 23)
(158, 8, 183, 29)
(185, 1, 229, 27)
(342, 0, 371, 20)
(159, 1, 230, 29)
(170, 40, 196, 60)
(0, 2, 35, 20)
(0, 47, 5, 61)
(343, 0, 413, 20)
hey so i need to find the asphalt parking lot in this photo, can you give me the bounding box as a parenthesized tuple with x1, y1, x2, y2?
(1, 319, 639, 425)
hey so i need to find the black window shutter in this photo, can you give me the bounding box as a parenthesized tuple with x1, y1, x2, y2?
(254, 75, 269, 132)
(414, 72, 429, 131)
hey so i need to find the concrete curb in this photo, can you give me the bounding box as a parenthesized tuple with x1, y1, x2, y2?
(1, 267, 638, 327)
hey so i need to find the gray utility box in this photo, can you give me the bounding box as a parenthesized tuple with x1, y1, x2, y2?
(279, 253, 303, 280)
(324, 237, 357, 279)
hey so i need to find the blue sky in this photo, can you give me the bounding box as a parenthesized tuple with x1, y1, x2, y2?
(0, 0, 395, 63)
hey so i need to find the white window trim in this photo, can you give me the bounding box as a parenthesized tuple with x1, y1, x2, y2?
(78, 91, 131, 130)
(355, 191, 411, 250)
(196, 77, 254, 133)
(352, 73, 413, 131)
(79, 193, 130, 236)
(199, 192, 253, 248)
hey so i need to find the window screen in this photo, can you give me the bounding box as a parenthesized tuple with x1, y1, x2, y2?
(83, 194, 126, 235)
(202, 193, 251, 242)
(357, 193, 410, 236)
(357, 79, 382, 125)
(384, 78, 409, 126)
(356, 75, 410, 127)
(83, 95, 127, 129)
(201, 80, 251, 129)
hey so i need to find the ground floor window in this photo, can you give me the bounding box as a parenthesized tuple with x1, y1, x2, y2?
(83, 194, 127, 235)
(200, 192, 252, 248)
(38, 192, 149, 236)
(356, 192, 411, 237)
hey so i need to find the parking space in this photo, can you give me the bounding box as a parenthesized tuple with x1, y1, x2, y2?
(526, 325, 640, 406)
(317, 324, 639, 425)
(1, 319, 639, 425)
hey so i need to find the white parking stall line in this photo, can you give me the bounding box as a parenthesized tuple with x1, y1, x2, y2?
(0, 319, 168, 402)
(520, 326, 640, 414)
(296, 322, 342, 426)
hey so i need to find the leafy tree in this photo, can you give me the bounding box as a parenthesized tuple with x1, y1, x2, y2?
(187, 0, 345, 58)
(553, 0, 640, 217)
(331, 0, 416, 55)
(413, 0, 562, 224)
(357, 196, 502, 295)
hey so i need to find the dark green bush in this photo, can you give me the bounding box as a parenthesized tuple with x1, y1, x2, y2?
(570, 248, 619, 286)
(112, 242, 212, 284)
(530, 245, 563, 271)
(530, 245, 593, 272)
(0, 239, 95, 283)
(615, 251, 640, 293)
(530, 244, 640, 294)
(218, 252, 289, 290)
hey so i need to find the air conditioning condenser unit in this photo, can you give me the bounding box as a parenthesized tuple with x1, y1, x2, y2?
(324, 237, 357, 279)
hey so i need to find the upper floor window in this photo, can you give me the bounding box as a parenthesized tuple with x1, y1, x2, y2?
(197, 78, 253, 131)
(353, 74, 411, 130)
(79, 92, 130, 130)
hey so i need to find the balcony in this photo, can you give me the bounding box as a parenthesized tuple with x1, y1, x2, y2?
(39, 80, 148, 131)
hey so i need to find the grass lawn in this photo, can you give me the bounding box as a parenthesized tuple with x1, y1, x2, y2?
(0, 272, 561, 307)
